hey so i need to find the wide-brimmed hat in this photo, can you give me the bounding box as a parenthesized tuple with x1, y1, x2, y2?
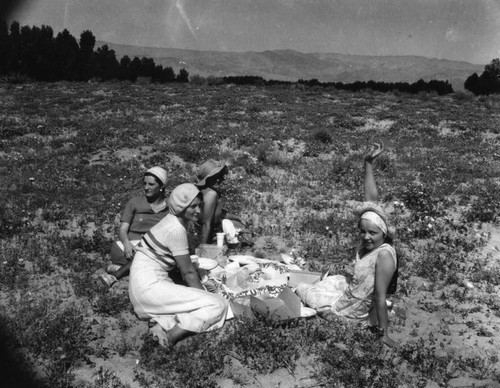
(145, 166, 167, 186)
(169, 183, 201, 215)
(353, 201, 396, 240)
(195, 160, 228, 187)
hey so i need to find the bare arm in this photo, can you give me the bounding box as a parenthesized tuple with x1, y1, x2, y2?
(199, 190, 217, 244)
(118, 222, 135, 260)
(364, 143, 384, 203)
(175, 254, 204, 290)
(374, 250, 397, 347)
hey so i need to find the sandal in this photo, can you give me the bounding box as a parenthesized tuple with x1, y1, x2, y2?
(99, 273, 117, 287)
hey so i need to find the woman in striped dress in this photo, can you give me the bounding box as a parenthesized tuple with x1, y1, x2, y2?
(129, 183, 229, 347)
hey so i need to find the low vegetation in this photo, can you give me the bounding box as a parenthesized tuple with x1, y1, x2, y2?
(1, 81, 500, 387)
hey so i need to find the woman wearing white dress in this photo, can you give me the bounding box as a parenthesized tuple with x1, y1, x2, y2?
(296, 143, 398, 347)
(129, 183, 229, 346)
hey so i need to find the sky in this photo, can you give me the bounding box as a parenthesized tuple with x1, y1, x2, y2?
(7, 0, 500, 65)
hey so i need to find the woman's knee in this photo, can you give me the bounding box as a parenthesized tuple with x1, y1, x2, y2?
(209, 294, 229, 316)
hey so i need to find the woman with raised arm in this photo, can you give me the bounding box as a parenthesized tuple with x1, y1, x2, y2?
(296, 143, 398, 348)
(100, 167, 169, 287)
(129, 183, 229, 347)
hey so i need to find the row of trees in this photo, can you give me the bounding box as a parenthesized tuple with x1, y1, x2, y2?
(0, 21, 189, 83)
(464, 58, 500, 95)
(221, 76, 454, 95)
(298, 78, 454, 95)
(4, 20, 495, 96)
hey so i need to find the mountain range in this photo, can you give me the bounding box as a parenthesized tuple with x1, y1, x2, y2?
(99, 41, 485, 91)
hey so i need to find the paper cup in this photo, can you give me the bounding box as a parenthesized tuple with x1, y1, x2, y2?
(216, 233, 226, 246)
(190, 255, 199, 269)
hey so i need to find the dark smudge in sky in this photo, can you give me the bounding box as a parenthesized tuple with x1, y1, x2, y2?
(0, 0, 29, 21)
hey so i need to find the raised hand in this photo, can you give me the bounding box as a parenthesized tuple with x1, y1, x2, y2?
(365, 142, 384, 163)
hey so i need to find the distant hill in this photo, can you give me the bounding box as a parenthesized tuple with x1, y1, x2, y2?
(98, 42, 485, 90)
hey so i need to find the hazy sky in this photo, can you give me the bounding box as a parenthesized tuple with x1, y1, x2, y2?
(10, 0, 500, 64)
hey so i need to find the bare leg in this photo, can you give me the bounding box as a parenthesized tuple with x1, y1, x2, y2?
(150, 324, 194, 347)
(112, 260, 132, 280)
(165, 325, 194, 345)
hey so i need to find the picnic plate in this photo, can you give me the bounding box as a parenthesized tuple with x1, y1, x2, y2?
(300, 307, 317, 318)
(198, 258, 218, 270)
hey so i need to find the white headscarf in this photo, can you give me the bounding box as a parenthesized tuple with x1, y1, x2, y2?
(360, 211, 388, 234)
(168, 183, 200, 215)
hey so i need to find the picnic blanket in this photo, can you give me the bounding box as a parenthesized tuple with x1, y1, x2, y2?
(204, 255, 291, 300)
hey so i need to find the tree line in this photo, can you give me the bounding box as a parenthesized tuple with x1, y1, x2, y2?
(0, 21, 189, 83)
(6, 20, 496, 97)
(464, 58, 500, 95)
(221, 76, 454, 95)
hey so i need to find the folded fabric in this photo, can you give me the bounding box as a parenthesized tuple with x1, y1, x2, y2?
(295, 275, 348, 310)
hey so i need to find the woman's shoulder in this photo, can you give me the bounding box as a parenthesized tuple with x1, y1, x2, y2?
(127, 194, 147, 205)
(121, 195, 144, 211)
(151, 213, 184, 232)
(376, 243, 396, 255)
(375, 244, 397, 267)
(201, 188, 218, 200)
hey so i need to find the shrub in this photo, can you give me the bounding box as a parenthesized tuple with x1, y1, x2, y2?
(464, 190, 500, 223)
(313, 128, 332, 144)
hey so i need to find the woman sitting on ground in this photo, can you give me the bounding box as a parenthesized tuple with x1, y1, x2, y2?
(295, 143, 398, 347)
(100, 167, 168, 287)
(195, 160, 247, 246)
(129, 183, 229, 347)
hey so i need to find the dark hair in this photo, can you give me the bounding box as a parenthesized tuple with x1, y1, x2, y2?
(205, 171, 226, 188)
(144, 172, 164, 188)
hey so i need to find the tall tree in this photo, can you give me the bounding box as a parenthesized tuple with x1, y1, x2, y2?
(54, 29, 80, 80)
(465, 58, 500, 95)
(0, 19, 9, 74)
(94, 44, 119, 80)
(8, 21, 21, 72)
(176, 67, 189, 83)
(78, 30, 96, 81)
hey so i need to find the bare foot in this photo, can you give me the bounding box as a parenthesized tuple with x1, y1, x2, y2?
(149, 324, 171, 348)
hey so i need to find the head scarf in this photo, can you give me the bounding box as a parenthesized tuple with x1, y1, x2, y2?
(354, 201, 396, 240)
(145, 166, 167, 186)
(360, 211, 388, 234)
(169, 183, 200, 215)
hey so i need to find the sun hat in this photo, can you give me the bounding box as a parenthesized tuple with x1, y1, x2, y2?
(169, 183, 201, 215)
(195, 160, 228, 187)
(145, 166, 167, 186)
(354, 201, 396, 240)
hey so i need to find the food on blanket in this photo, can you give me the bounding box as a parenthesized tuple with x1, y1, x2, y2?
(242, 263, 260, 274)
(226, 270, 252, 291)
(281, 254, 294, 264)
